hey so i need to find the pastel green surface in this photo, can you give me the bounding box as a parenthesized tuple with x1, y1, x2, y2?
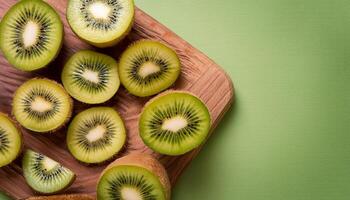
(135, 0, 350, 200)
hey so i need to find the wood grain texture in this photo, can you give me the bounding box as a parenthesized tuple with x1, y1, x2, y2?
(0, 1, 234, 199)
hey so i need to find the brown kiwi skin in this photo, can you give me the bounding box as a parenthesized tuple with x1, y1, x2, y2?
(0, 112, 24, 167)
(26, 194, 95, 200)
(11, 78, 73, 133)
(99, 153, 171, 200)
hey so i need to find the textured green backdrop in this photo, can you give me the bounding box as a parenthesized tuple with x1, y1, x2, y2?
(135, 0, 350, 200)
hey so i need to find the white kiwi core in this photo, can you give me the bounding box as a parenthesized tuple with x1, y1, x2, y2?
(42, 157, 59, 171)
(88, 2, 111, 20)
(138, 62, 161, 78)
(22, 21, 40, 48)
(86, 125, 106, 142)
(31, 97, 53, 113)
(82, 69, 100, 83)
(162, 116, 188, 132)
(121, 187, 143, 200)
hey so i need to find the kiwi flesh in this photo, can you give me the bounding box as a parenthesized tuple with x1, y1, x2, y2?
(26, 194, 95, 200)
(0, 0, 63, 71)
(67, 0, 134, 48)
(0, 113, 22, 167)
(12, 78, 73, 133)
(97, 153, 171, 200)
(119, 40, 181, 97)
(62, 50, 120, 104)
(139, 91, 211, 156)
(0, 191, 13, 200)
(22, 150, 76, 194)
(67, 107, 126, 164)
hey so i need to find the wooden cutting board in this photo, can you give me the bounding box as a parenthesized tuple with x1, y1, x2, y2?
(0, 1, 234, 199)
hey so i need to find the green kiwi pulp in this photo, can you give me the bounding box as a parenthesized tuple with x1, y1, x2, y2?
(67, 107, 126, 164)
(61, 50, 120, 104)
(12, 78, 73, 133)
(22, 150, 75, 194)
(0, 0, 63, 71)
(0, 191, 13, 200)
(67, 0, 134, 48)
(119, 40, 181, 97)
(97, 153, 170, 200)
(0, 113, 22, 167)
(139, 91, 211, 155)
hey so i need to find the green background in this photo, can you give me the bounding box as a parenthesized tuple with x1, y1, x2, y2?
(135, 0, 350, 200)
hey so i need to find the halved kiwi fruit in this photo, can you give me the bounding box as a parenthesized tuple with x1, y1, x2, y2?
(0, 113, 22, 167)
(67, 0, 134, 48)
(61, 50, 120, 104)
(67, 107, 126, 164)
(97, 153, 170, 200)
(119, 40, 181, 97)
(139, 91, 211, 155)
(22, 150, 76, 194)
(0, 0, 63, 71)
(12, 78, 73, 133)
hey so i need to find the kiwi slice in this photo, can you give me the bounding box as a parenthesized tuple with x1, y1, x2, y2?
(67, 0, 134, 48)
(61, 50, 120, 104)
(0, 113, 22, 167)
(22, 150, 76, 194)
(119, 40, 181, 97)
(0, 0, 63, 71)
(67, 107, 126, 164)
(139, 91, 211, 155)
(12, 78, 73, 133)
(97, 153, 171, 200)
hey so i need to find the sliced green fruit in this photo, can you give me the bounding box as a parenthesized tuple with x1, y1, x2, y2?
(97, 153, 170, 200)
(0, 113, 22, 167)
(0, 0, 63, 71)
(12, 78, 73, 133)
(139, 91, 211, 155)
(61, 50, 120, 104)
(67, 0, 134, 47)
(119, 40, 181, 97)
(22, 150, 75, 194)
(67, 107, 126, 164)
